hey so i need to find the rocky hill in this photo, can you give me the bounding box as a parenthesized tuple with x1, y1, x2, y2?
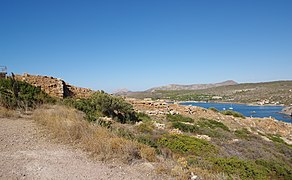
(146, 80, 237, 92)
(14, 73, 94, 99)
(122, 80, 292, 105)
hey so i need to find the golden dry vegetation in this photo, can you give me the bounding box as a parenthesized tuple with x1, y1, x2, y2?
(0, 106, 18, 118)
(32, 105, 157, 163)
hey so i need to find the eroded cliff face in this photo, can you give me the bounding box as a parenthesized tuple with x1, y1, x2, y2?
(14, 73, 94, 99)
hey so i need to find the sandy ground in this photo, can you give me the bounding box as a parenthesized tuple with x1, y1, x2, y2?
(0, 117, 168, 180)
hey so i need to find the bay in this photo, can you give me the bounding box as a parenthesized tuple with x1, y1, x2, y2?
(180, 102, 292, 123)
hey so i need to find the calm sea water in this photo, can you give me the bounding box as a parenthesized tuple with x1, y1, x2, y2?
(180, 102, 292, 123)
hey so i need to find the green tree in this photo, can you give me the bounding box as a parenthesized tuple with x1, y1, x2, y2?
(90, 91, 137, 123)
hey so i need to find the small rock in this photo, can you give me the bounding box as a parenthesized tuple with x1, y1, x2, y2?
(190, 172, 198, 180)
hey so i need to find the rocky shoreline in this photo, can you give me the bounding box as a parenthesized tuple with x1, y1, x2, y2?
(127, 98, 292, 144)
(282, 106, 292, 116)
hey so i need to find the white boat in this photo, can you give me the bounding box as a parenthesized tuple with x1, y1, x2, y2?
(229, 104, 233, 110)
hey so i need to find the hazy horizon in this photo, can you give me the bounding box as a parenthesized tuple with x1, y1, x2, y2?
(1, 0, 292, 92)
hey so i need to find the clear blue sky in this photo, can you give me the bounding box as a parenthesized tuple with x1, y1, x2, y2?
(1, 0, 291, 92)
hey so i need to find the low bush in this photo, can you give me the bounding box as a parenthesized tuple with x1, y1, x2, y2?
(235, 128, 252, 139)
(255, 159, 292, 180)
(166, 114, 193, 123)
(211, 157, 267, 179)
(62, 98, 100, 122)
(208, 107, 219, 112)
(0, 78, 53, 109)
(172, 121, 198, 133)
(113, 128, 135, 140)
(197, 119, 230, 131)
(171, 119, 231, 139)
(63, 91, 138, 123)
(137, 112, 152, 122)
(136, 122, 154, 133)
(158, 134, 217, 156)
(0, 106, 18, 118)
(137, 135, 158, 148)
(266, 134, 286, 144)
(221, 110, 245, 118)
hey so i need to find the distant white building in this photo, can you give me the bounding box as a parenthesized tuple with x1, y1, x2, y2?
(212, 96, 222, 100)
(143, 98, 152, 101)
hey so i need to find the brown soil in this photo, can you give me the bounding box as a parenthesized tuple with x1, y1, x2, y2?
(0, 117, 167, 180)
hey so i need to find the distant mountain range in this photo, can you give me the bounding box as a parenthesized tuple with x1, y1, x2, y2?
(146, 80, 237, 92)
(117, 80, 292, 106)
(114, 80, 238, 96)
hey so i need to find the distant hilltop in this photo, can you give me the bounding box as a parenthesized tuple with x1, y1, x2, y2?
(146, 80, 238, 92)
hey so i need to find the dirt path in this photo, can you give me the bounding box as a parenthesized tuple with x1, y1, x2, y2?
(0, 117, 167, 180)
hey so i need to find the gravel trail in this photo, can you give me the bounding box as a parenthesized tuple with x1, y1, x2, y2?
(0, 117, 164, 180)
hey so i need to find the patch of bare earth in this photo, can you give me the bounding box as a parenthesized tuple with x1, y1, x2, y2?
(0, 117, 166, 179)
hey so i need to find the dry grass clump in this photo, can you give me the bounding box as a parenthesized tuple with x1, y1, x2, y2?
(0, 106, 18, 118)
(33, 105, 157, 163)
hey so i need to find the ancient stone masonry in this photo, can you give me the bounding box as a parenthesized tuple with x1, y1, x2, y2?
(14, 73, 94, 99)
(66, 84, 94, 99)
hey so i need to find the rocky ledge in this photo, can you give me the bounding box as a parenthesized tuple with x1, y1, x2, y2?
(282, 106, 292, 116)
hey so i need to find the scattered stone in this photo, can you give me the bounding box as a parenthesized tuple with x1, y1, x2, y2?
(168, 128, 182, 134)
(232, 139, 239, 142)
(196, 135, 211, 141)
(153, 122, 165, 130)
(190, 172, 198, 180)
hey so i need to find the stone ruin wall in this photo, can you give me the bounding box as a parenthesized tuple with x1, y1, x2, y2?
(14, 73, 94, 99)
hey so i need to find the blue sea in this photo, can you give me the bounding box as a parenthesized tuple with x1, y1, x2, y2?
(180, 102, 292, 123)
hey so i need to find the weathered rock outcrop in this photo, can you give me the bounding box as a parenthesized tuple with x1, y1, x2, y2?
(282, 106, 292, 116)
(14, 73, 94, 99)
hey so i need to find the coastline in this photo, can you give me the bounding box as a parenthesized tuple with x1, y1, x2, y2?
(175, 101, 291, 123)
(281, 106, 292, 116)
(177, 100, 285, 107)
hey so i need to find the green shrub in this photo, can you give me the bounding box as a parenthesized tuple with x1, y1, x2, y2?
(211, 157, 267, 179)
(158, 134, 217, 156)
(221, 110, 245, 118)
(137, 135, 158, 148)
(137, 112, 151, 122)
(91, 91, 138, 123)
(136, 122, 154, 133)
(166, 114, 193, 123)
(255, 159, 292, 180)
(0, 78, 53, 109)
(235, 128, 251, 139)
(172, 121, 198, 133)
(171, 119, 230, 139)
(113, 128, 135, 140)
(63, 98, 98, 122)
(63, 91, 138, 123)
(197, 119, 230, 131)
(208, 107, 219, 112)
(266, 134, 286, 144)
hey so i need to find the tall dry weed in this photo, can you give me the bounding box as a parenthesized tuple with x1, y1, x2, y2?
(32, 105, 156, 162)
(0, 107, 18, 118)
